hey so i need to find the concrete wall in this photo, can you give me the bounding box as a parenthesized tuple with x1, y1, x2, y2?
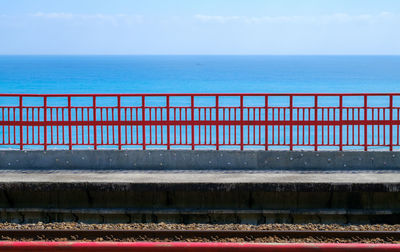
(1, 182, 399, 209)
(0, 181, 399, 224)
(1, 150, 400, 170)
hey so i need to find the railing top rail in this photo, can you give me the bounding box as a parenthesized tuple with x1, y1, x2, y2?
(0, 93, 399, 97)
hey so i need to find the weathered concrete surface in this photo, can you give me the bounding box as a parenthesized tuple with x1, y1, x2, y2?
(0, 171, 400, 185)
(0, 179, 398, 207)
(0, 178, 399, 224)
(1, 150, 400, 170)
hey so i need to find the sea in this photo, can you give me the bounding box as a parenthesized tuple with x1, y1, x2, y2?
(1, 55, 400, 95)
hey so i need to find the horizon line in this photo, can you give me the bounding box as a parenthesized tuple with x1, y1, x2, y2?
(0, 54, 400, 56)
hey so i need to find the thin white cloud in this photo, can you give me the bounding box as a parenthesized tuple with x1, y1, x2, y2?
(194, 12, 397, 24)
(33, 12, 75, 19)
(31, 12, 144, 24)
(194, 15, 242, 23)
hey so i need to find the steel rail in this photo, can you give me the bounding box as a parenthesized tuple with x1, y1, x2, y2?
(0, 229, 399, 240)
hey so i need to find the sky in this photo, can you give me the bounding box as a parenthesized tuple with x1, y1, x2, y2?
(0, 0, 400, 55)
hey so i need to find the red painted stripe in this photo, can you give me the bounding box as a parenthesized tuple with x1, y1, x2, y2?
(0, 242, 399, 252)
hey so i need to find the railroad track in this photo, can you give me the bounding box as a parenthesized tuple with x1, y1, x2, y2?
(1, 229, 399, 241)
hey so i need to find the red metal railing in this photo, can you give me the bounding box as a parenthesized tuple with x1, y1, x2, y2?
(0, 93, 399, 151)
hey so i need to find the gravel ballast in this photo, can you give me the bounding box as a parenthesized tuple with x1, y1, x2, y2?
(0, 223, 399, 243)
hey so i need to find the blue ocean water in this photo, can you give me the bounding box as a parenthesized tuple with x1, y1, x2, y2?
(0, 55, 400, 94)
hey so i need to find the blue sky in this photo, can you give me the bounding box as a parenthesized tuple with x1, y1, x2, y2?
(1, 0, 400, 54)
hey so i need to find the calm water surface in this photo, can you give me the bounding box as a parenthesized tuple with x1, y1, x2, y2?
(1, 55, 399, 94)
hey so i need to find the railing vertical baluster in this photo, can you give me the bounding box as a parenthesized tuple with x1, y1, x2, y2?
(265, 96, 268, 150)
(314, 95, 318, 151)
(135, 109, 138, 145)
(19, 96, 23, 150)
(77, 107, 80, 144)
(240, 95, 244, 150)
(81, 107, 85, 145)
(13, 108, 16, 144)
(339, 95, 343, 151)
(31, 108, 34, 145)
(93, 96, 97, 150)
(142, 96, 146, 150)
(68, 96, 72, 150)
(118, 96, 122, 150)
(56, 108, 59, 144)
(185, 108, 188, 145)
(289, 95, 293, 151)
(8, 108, 11, 145)
(390, 95, 393, 151)
(297, 108, 300, 145)
(326, 108, 331, 145)
(364, 95, 368, 151)
(149, 109, 152, 145)
(321, 109, 324, 147)
(191, 95, 195, 150)
(61, 108, 65, 145)
(44, 96, 47, 150)
(216, 96, 219, 150)
(125, 108, 128, 144)
(203, 108, 206, 145)
(100, 108, 104, 145)
(166, 96, 170, 150)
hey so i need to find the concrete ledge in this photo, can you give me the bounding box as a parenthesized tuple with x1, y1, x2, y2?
(1, 150, 400, 170)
